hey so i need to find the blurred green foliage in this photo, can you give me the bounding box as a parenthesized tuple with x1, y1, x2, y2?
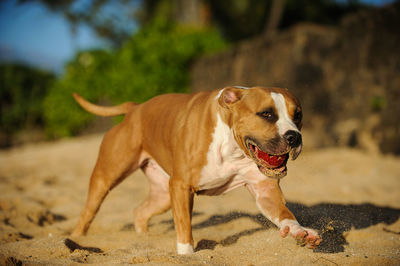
(371, 95, 387, 112)
(43, 19, 226, 138)
(142, 0, 365, 41)
(0, 64, 55, 134)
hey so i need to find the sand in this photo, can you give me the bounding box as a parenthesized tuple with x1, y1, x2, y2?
(0, 134, 399, 265)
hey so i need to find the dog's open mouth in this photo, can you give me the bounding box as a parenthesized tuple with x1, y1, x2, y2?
(246, 139, 289, 178)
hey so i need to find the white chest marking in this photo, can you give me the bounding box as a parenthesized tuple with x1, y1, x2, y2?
(198, 114, 265, 192)
(270, 92, 299, 135)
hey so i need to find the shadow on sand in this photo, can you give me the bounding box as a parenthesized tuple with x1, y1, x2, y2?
(159, 203, 400, 253)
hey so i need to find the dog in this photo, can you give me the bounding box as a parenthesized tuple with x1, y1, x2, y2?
(71, 86, 321, 254)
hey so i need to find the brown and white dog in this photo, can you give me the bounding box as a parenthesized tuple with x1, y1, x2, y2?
(71, 86, 321, 254)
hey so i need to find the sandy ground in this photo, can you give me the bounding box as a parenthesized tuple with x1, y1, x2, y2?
(0, 133, 399, 265)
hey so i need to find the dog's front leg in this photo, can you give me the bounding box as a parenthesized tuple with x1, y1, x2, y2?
(246, 179, 321, 248)
(170, 177, 194, 254)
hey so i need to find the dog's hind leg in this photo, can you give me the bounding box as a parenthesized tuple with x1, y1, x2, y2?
(71, 121, 141, 237)
(133, 159, 171, 233)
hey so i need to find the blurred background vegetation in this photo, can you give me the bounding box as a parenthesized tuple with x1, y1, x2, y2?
(1, 0, 398, 153)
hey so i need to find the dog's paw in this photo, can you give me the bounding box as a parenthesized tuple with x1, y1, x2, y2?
(177, 242, 194, 255)
(279, 219, 321, 249)
(133, 217, 148, 234)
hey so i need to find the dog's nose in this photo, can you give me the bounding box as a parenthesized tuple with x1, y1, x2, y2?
(284, 130, 302, 147)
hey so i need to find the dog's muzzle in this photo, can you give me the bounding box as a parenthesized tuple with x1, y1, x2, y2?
(284, 130, 302, 148)
(284, 130, 302, 161)
(245, 130, 303, 179)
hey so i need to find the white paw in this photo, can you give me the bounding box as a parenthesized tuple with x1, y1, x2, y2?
(177, 242, 194, 255)
(279, 219, 321, 249)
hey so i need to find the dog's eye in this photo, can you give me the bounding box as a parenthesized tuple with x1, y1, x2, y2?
(261, 111, 273, 119)
(257, 110, 276, 122)
(293, 110, 302, 123)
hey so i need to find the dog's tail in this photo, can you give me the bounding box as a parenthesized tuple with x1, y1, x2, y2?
(73, 93, 135, 117)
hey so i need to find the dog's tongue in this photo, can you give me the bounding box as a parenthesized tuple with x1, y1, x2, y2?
(256, 147, 286, 168)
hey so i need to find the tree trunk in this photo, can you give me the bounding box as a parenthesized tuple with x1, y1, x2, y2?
(264, 0, 286, 38)
(174, 0, 209, 27)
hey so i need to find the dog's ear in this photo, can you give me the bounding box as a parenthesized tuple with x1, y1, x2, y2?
(218, 87, 244, 108)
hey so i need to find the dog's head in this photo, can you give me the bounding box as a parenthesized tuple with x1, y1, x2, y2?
(218, 86, 303, 179)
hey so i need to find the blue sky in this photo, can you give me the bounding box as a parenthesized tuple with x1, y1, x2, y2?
(0, 0, 124, 73)
(0, 0, 396, 74)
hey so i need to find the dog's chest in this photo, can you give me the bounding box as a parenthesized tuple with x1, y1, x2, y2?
(198, 114, 255, 192)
